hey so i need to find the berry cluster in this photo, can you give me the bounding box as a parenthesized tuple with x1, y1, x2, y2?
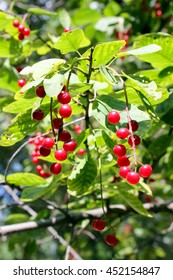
(154, 2, 162, 17)
(107, 110, 152, 185)
(91, 219, 119, 246)
(73, 124, 85, 156)
(13, 19, 30, 41)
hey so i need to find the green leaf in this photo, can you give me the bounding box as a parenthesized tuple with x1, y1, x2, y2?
(54, 29, 90, 54)
(58, 9, 71, 28)
(69, 83, 92, 95)
(75, 129, 90, 147)
(28, 8, 57, 16)
(0, 66, 19, 93)
(3, 98, 36, 114)
(68, 155, 97, 197)
(7, 173, 46, 187)
(133, 33, 173, 69)
(6, 214, 30, 224)
(72, 8, 100, 26)
(118, 186, 152, 217)
(21, 186, 48, 202)
(99, 65, 118, 85)
(118, 44, 162, 58)
(138, 182, 153, 196)
(102, 130, 115, 150)
(44, 74, 65, 97)
(148, 135, 172, 158)
(0, 38, 21, 58)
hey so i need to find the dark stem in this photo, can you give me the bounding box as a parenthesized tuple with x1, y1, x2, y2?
(50, 97, 58, 149)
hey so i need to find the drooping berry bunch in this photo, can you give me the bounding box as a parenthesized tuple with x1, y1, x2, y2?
(107, 110, 152, 185)
(13, 19, 30, 40)
(154, 1, 162, 17)
(91, 219, 119, 246)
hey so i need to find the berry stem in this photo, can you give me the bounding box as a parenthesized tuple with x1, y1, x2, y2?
(50, 97, 58, 149)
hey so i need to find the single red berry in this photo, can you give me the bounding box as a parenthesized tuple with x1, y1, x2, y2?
(32, 156, 39, 164)
(145, 196, 152, 203)
(119, 166, 131, 178)
(39, 170, 51, 178)
(128, 135, 141, 147)
(18, 33, 25, 40)
(36, 86, 46, 98)
(39, 146, 51, 157)
(59, 130, 71, 142)
(13, 20, 20, 28)
(105, 234, 119, 246)
(54, 149, 67, 161)
(18, 78, 26, 87)
(117, 156, 130, 167)
(64, 27, 72, 32)
(23, 28, 30, 36)
(63, 140, 77, 152)
(154, 3, 161, 10)
(32, 109, 44, 121)
(107, 110, 120, 124)
(53, 117, 61, 129)
(58, 91, 71, 104)
(42, 137, 55, 149)
(116, 128, 130, 139)
(91, 219, 106, 231)
(18, 24, 24, 32)
(74, 124, 81, 131)
(113, 144, 126, 157)
(59, 104, 72, 118)
(16, 66, 22, 73)
(78, 149, 85, 156)
(36, 165, 42, 172)
(111, 176, 119, 183)
(50, 163, 62, 175)
(126, 171, 140, 184)
(139, 164, 152, 178)
(127, 120, 139, 132)
(156, 10, 162, 17)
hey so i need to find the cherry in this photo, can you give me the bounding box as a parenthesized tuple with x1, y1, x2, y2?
(50, 163, 62, 175)
(78, 149, 85, 156)
(36, 165, 42, 172)
(39, 146, 51, 157)
(145, 196, 152, 203)
(18, 33, 25, 40)
(13, 20, 20, 28)
(128, 135, 141, 146)
(64, 27, 72, 32)
(16, 66, 22, 73)
(117, 156, 130, 167)
(156, 10, 162, 17)
(113, 144, 126, 157)
(59, 130, 71, 142)
(18, 24, 25, 33)
(54, 149, 67, 161)
(18, 78, 26, 87)
(91, 219, 106, 231)
(53, 117, 61, 129)
(59, 104, 72, 118)
(127, 120, 139, 132)
(42, 137, 55, 149)
(23, 28, 30, 36)
(107, 110, 120, 124)
(58, 91, 71, 104)
(139, 164, 152, 178)
(32, 156, 39, 164)
(116, 128, 130, 139)
(126, 171, 140, 184)
(63, 140, 77, 152)
(119, 166, 131, 178)
(39, 170, 51, 178)
(32, 109, 44, 121)
(105, 234, 119, 246)
(36, 86, 46, 98)
(74, 124, 82, 134)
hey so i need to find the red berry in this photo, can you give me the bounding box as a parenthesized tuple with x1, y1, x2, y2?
(18, 78, 26, 87)
(54, 149, 67, 161)
(39, 170, 51, 178)
(18, 24, 25, 33)
(13, 20, 20, 28)
(127, 120, 139, 132)
(126, 171, 140, 184)
(145, 196, 152, 203)
(18, 33, 25, 40)
(53, 117, 61, 129)
(91, 219, 106, 231)
(113, 144, 126, 157)
(156, 10, 162, 17)
(154, 3, 161, 10)
(36, 86, 46, 98)
(78, 149, 85, 156)
(105, 234, 119, 246)
(59, 130, 71, 142)
(63, 140, 77, 152)
(64, 27, 72, 32)
(36, 165, 42, 172)
(42, 137, 55, 149)
(32, 109, 44, 121)
(128, 135, 141, 146)
(107, 110, 120, 124)
(39, 146, 51, 157)
(59, 104, 72, 118)
(139, 164, 152, 178)
(119, 166, 131, 178)
(32, 156, 39, 164)
(117, 156, 130, 167)
(58, 91, 71, 104)
(23, 28, 30, 36)
(116, 128, 130, 139)
(50, 163, 62, 175)
(74, 124, 81, 131)
(16, 66, 22, 73)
